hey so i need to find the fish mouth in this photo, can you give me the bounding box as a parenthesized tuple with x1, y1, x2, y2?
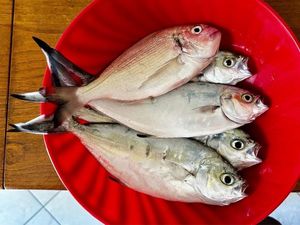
(246, 144, 262, 165)
(253, 144, 261, 157)
(239, 58, 252, 78)
(233, 181, 248, 199)
(241, 182, 248, 193)
(209, 30, 221, 40)
(255, 101, 269, 116)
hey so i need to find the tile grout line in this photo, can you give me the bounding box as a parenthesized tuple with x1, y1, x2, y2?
(22, 206, 44, 225)
(25, 190, 62, 225)
(2, 0, 15, 189)
(43, 206, 63, 225)
(29, 190, 61, 206)
(42, 191, 62, 225)
(22, 191, 44, 225)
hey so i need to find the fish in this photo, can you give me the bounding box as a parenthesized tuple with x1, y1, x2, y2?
(199, 51, 252, 85)
(62, 108, 262, 169)
(67, 108, 263, 169)
(29, 25, 221, 124)
(194, 129, 262, 169)
(82, 82, 268, 137)
(33, 40, 250, 88)
(9, 117, 246, 205)
(12, 82, 268, 137)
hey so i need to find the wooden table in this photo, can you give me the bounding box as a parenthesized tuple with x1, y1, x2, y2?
(0, 0, 299, 190)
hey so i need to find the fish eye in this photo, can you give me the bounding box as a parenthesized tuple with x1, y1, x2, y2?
(241, 93, 254, 103)
(231, 139, 245, 150)
(191, 26, 202, 34)
(223, 57, 236, 68)
(220, 173, 235, 186)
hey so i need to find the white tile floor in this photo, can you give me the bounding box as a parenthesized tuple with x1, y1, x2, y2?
(0, 190, 299, 225)
(0, 190, 102, 225)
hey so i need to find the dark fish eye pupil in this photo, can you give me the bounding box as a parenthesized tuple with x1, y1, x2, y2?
(235, 141, 242, 149)
(245, 95, 251, 101)
(225, 59, 232, 66)
(194, 27, 200, 33)
(225, 176, 232, 184)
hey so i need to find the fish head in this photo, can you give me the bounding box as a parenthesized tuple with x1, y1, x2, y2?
(176, 25, 221, 58)
(195, 157, 247, 205)
(201, 51, 252, 84)
(220, 87, 269, 124)
(205, 129, 262, 169)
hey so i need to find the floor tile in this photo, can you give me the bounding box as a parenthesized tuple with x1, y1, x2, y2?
(0, 190, 42, 225)
(30, 190, 59, 205)
(270, 193, 300, 225)
(26, 208, 60, 225)
(46, 191, 103, 225)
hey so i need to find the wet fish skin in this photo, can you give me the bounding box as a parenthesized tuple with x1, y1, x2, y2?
(11, 81, 268, 137)
(65, 120, 246, 205)
(77, 25, 221, 102)
(64, 107, 262, 169)
(86, 82, 268, 137)
(9, 116, 246, 205)
(26, 25, 221, 125)
(67, 108, 262, 169)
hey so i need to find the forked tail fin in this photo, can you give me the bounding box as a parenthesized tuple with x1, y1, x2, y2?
(32, 36, 95, 86)
(8, 115, 66, 134)
(11, 86, 83, 126)
(10, 88, 47, 103)
(10, 37, 96, 128)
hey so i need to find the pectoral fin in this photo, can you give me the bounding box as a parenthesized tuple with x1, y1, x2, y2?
(138, 55, 185, 90)
(194, 105, 220, 113)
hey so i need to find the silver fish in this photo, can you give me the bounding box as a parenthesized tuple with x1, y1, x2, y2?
(67, 109, 262, 169)
(10, 117, 246, 205)
(85, 82, 268, 137)
(194, 129, 262, 169)
(12, 82, 268, 137)
(199, 51, 252, 85)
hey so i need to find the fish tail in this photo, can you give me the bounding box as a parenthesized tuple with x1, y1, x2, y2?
(10, 88, 47, 103)
(33, 36, 95, 87)
(7, 115, 67, 134)
(11, 86, 83, 126)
